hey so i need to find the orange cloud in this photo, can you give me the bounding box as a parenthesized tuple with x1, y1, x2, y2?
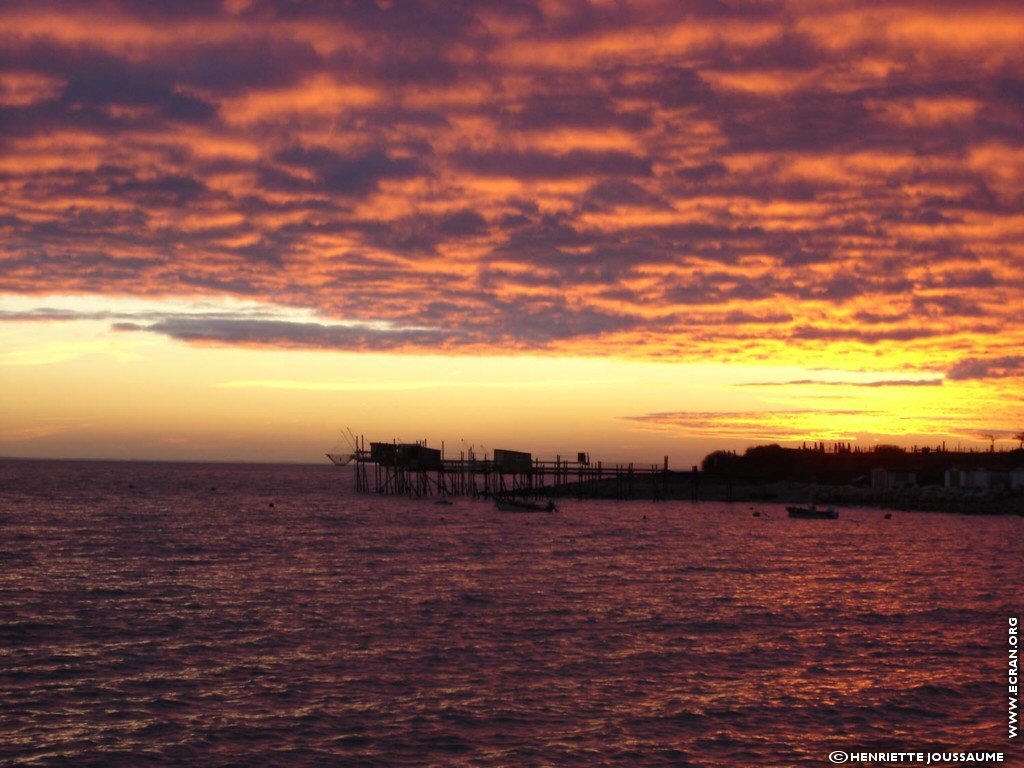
(0, 0, 1021, 385)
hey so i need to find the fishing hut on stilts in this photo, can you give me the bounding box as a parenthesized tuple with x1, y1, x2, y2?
(337, 433, 699, 501)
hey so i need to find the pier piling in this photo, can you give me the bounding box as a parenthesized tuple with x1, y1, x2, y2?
(343, 436, 685, 501)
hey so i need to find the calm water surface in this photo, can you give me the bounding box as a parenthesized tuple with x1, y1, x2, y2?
(0, 460, 1020, 767)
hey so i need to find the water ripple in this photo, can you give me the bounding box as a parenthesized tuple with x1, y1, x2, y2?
(0, 460, 1020, 767)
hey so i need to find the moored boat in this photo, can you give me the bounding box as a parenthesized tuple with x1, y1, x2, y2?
(787, 504, 838, 519)
(495, 498, 557, 513)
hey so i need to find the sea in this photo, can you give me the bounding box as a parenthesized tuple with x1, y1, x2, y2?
(0, 459, 1020, 767)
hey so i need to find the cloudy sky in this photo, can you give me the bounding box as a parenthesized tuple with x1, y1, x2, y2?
(1, 0, 1022, 462)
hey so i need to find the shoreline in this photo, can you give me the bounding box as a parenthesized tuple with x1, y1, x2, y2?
(546, 476, 1024, 515)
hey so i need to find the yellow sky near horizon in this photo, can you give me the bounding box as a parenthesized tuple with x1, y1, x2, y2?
(2, 295, 1019, 465)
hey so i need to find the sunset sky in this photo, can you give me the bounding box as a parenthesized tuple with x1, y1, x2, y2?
(2, 0, 1023, 464)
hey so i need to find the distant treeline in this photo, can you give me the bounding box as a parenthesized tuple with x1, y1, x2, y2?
(701, 443, 1024, 485)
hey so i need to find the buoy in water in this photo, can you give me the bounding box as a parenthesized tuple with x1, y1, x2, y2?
(268, 502, 275, 508)
(753, 511, 761, 517)
(884, 513, 892, 519)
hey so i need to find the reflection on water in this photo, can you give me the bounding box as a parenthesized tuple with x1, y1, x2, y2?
(0, 460, 1020, 767)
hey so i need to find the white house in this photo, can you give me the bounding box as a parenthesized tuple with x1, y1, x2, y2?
(871, 467, 917, 491)
(945, 467, 1010, 489)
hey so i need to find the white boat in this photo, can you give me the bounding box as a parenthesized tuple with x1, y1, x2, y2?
(786, 504, 838, 519)
(494, 498, 557, 513)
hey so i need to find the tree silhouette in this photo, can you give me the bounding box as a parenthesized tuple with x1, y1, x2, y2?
(1015, 430, 1024, 450)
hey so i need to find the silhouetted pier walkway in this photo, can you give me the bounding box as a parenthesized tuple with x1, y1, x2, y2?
(345, 437, 699, 500)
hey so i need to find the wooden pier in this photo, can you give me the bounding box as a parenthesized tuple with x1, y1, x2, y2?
(345, 437, 701, 500)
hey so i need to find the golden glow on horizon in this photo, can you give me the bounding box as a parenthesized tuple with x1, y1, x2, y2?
(2, 305, 1021, 463)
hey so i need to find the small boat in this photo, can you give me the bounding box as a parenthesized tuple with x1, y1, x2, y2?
(787, 504, 838, 520)
(495, 498, 557, 513)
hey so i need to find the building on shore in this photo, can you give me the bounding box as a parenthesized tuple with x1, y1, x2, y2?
(871, 467, 918, 491)
(944, 467, 1011, 490)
